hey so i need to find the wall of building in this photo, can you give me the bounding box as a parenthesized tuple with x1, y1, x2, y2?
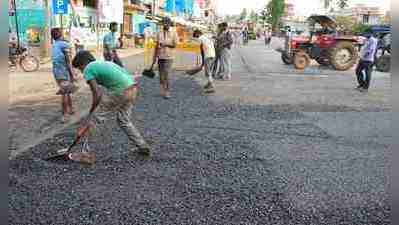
(9, 0, 47, 47)
(330, 4, 384, 26)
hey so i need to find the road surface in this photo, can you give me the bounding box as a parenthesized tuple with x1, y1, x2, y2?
(9, 40, 390, 225)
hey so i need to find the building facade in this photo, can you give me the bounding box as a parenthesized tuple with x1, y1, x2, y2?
(9, 0, 212, 59)
(331, 4, 384, 25)
(9, 0, 47, 47)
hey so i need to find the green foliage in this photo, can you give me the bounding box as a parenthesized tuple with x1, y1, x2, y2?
(335, 16, 356, 32)
(262, 0, 285, 32)
(239, 8, 248, 21)
(353, 23, 372, 35)
(249, 10, 258, 23)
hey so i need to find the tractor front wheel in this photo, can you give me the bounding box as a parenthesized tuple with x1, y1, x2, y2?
(281, 52, 293, 65)
(294, 52, 311, 70)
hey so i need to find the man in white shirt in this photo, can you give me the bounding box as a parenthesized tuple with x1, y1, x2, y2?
(193, 29, 216, 93)
(355, 29, 378, 92)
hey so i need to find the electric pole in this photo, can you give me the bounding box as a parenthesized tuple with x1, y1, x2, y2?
(12, 0, 20, 49)
(43, 0, 52, 59)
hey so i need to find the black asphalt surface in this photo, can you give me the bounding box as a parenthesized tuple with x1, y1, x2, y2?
(9, 42, 390, 225)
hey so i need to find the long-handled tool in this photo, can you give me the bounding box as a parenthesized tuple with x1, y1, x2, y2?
(185, 66, 203, 76)
(44, 120, 95, 164)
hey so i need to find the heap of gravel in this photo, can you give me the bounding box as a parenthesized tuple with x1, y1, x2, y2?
(9, 73, 389, 225)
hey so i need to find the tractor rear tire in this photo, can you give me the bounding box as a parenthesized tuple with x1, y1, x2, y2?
(281, 53, 293, 65)
(294, 52, 311, 70)
(376, 54, 390, 72)
(330, 41, 358, 71)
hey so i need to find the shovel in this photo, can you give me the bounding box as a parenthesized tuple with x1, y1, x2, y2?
(185, 66, 203, 76)
(45, 120, 95, 164)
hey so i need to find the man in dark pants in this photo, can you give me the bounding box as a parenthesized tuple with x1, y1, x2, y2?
(103, 22, 124, 67)
(355, 29, 378, 92)
(152, 17, 177, 99)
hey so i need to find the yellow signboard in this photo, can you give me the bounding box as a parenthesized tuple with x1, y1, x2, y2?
(177, 42, 201, 53)
(145, 40, 200, 53)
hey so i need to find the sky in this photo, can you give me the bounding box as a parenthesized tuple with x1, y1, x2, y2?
(216, 0, 391, 16)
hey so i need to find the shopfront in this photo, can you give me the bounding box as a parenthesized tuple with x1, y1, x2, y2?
(69, 6, 99, 50)
(123, 3, 157, 48)
(9, 0, 46, 47)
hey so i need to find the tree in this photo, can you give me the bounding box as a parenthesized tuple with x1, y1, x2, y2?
(320, 0, 349, 11)
(353, 23, 371, 35)
(261, 0, 285, 32)
(239, 8, 248, 21)
(249, 10, 258, 23)
(335, 15, 356, 33)
(323, 0, 331, 10)
(224, 14, 240, 23)
(337, 0, 348, 9)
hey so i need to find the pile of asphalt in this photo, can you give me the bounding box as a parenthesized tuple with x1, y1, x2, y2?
(9, 73, 389, 225)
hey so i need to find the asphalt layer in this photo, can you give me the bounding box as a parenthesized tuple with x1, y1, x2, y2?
(10, 42, 390, 224)
(9, 76, 389, 225)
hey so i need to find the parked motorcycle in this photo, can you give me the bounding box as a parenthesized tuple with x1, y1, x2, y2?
(9, 44, 40, 72)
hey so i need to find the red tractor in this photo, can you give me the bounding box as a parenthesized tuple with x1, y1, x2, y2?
(279, 15, 359, 71)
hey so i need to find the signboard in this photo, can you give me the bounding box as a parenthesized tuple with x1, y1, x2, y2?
(9, 9, 46, 45)
(15, 0, 44, 9)
(52, 0, 69, 15)
(145, 41, 200, 53)
(98, 0, 123, 23)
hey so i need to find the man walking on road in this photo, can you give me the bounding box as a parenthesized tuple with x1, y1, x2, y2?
(103, 22, 123, 68)
(193, 29, 216, 93)
(242, 27, 249, 45)
(264, 28, 272, 46)
(152, 17, 178, 99)
(72, 51, 151, 156)
(355, 29, 378, 92)
(214, 22, 233, 80)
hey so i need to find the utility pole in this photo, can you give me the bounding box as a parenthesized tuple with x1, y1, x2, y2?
(12, 0, 20, 49)
(43, 0, 52, 59)
(152, 0, 156, 16)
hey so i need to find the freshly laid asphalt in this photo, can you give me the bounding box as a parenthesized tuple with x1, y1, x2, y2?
(9, 40, 390, 225)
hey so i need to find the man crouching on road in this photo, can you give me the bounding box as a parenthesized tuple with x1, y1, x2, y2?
(72, 50, 151, 156)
